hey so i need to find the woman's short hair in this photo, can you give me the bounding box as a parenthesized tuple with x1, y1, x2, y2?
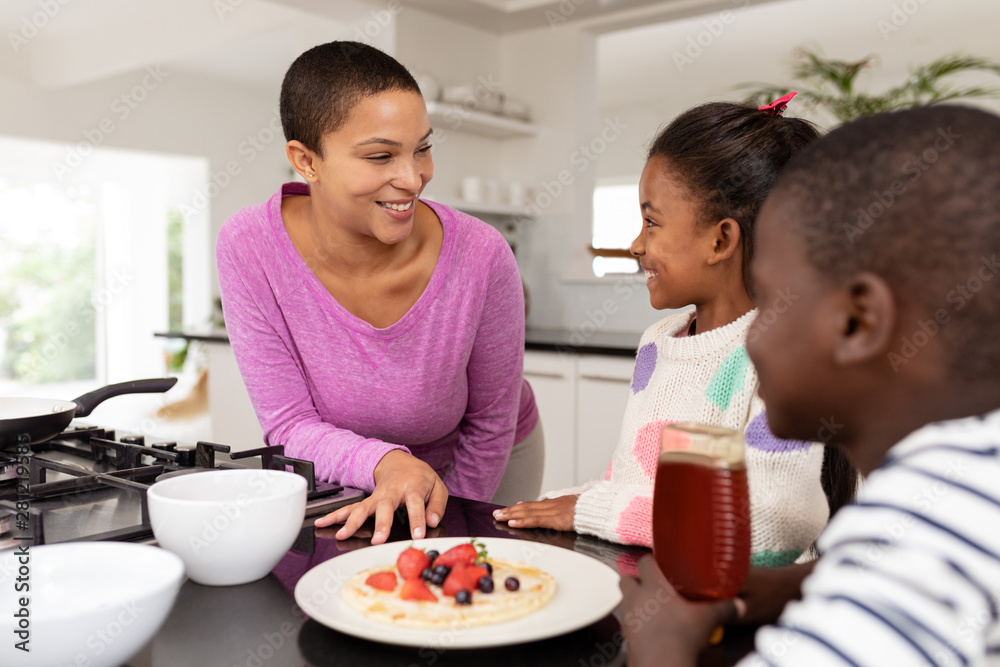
(279, 41, 420, 156)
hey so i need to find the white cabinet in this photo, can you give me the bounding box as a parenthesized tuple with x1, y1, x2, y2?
(205, 341, 264, 452)
(575, 355, 634, 485)
(205, 342, 635, 490)
(523, 351, 577, 493)
(524, 350, 635, 493)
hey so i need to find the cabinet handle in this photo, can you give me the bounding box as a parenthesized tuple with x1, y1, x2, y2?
(524, 371, 567, 380)
(578, 374, 631, 383)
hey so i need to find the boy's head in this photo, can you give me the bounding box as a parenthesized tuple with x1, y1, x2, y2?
(747, 105, 1000, 467)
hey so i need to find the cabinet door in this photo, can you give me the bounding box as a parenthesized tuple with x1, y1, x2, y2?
(206, 342, 264, 452)
(523, 350, 577, 494)
(574, 355, 634, 486)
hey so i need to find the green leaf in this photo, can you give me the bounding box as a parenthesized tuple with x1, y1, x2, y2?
(735, 49, 1000, 123)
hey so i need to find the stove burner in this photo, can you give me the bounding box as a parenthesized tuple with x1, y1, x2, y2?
(0, 425, 364, 548)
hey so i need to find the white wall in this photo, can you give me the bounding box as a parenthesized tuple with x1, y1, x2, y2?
(5, 0, 999, 341)
(574, 0, 1000, 333)
(394, 8, 505, 203)
(0, 0, 385, 307)
(0, 67, 286, 296)
(596, 0, 1000, 185)
(499, 24, 661, 334)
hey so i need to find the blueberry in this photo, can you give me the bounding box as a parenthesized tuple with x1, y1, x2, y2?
(433, 564, 451, 577)
(426, 550, 440, 565)
(455, 589, 472, 605)
(420, 568, 433, 581)
(478, 576, 494, 593)
(504, 576, 520, 592)
(482, 562, 493, 575)
(430, 572, 446, 586)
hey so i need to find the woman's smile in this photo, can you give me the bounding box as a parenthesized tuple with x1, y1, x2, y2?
(377, 197, 416, 220)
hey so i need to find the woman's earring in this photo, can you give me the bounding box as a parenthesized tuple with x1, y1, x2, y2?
(308, 173, 314, 178)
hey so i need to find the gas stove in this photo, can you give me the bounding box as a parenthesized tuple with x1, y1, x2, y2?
(0, 424, 365, 551)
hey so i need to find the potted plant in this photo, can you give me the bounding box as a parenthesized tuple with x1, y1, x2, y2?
(740, 49, 1000, 122)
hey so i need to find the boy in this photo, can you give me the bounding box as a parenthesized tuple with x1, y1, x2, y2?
(620, 104, 1000, 665)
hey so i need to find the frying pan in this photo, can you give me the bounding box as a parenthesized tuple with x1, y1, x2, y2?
(0, 378, 178, 450)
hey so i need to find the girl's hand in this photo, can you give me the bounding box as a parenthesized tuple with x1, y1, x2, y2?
(313, 450, 448, 545)
(492, 494, 578, 531)
(620, 555, 740, 667)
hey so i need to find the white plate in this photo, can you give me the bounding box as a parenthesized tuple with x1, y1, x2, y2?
(294, 536, 622, 648)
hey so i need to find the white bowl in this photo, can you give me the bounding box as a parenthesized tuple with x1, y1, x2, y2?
(0, 542, 184, 667)
(147, 469, 307, 586)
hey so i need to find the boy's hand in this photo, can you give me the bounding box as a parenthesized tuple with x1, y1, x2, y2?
(736, 561, 816, 625)
(620, 555, 740, 667)
(492, 494, 578, 531)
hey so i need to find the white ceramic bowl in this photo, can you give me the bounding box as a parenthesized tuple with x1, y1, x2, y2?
(147, 469, 307, 586)
(0, 542, 184, 667)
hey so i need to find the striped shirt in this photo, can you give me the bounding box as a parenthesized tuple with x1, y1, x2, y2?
(740, 409, 1000, 666)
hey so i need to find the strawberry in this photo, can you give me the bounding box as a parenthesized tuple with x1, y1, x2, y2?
(442, 562, 478, 597)
(396, 547, 431, 581)
(400, 578, 438, 602)
(435, 540, 486, 569)
(434, 544, 477, 569)
(466, 564, 489, 583)
(365, 571, 398, 591)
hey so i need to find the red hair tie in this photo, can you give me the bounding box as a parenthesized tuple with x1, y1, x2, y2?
(759, 91, 797, 117)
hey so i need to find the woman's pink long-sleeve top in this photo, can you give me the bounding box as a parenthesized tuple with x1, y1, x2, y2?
(216, 183, 537, 500)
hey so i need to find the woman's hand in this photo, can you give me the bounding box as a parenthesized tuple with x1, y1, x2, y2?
(313, 450, 448, 545)
(620, 555, 739, 667)
(491, 494, 578, 531)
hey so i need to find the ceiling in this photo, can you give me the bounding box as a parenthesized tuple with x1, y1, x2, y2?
(0, 0, 746, 89)
(355, 0, 724, 34)
(596, 0, 1000, 110)
(3, 0, 997, 115)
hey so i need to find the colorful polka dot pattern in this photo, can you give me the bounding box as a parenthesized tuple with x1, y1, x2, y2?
(751, 549, 803, 567)
(704, 345, 751, 411)
(615, 495, 652, 545)
(631, 342, 657, 393)
(745, 412, 812, 452)
(634, 419, 673, 480)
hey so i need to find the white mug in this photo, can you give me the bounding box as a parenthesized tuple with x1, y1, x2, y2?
(485, 179, 501, 204)
(507, 182, 526, 207)
(461, 176, 484, 202)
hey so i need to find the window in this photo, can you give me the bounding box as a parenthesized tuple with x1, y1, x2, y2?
(0, 181, 98, 388)
(0, 136, 209, 399)
(591, 182, 640, 277)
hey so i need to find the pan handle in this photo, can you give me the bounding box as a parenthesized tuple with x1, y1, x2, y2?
(73, 378, 180, 417)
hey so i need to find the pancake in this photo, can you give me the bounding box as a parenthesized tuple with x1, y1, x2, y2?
(341, 557, 556, 629)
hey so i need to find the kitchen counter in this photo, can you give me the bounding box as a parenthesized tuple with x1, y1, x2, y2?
(155, 328, 641, 357)
(524, 327, 639, 357)
(132, 497, 756, 666)
(154, 329, 229, 344)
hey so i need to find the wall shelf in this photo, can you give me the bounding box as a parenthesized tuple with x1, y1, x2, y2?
(426, 101, 538, 139)
(426, 197, 535, 219)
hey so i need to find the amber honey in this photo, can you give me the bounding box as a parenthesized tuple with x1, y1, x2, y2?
(652, 450, 750, 600)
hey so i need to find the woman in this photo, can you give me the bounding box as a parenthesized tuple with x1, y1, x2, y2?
(216, 41, 542, 544)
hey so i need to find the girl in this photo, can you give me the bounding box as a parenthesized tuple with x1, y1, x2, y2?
(496, 98, 857, 568)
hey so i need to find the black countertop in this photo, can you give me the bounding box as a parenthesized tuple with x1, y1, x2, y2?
(155, 328, 641, 357)
(523, 327, 639, 357)
(137, 497, 756, 666)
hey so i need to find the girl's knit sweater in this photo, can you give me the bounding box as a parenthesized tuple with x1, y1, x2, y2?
(546, 309, 829, 567)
